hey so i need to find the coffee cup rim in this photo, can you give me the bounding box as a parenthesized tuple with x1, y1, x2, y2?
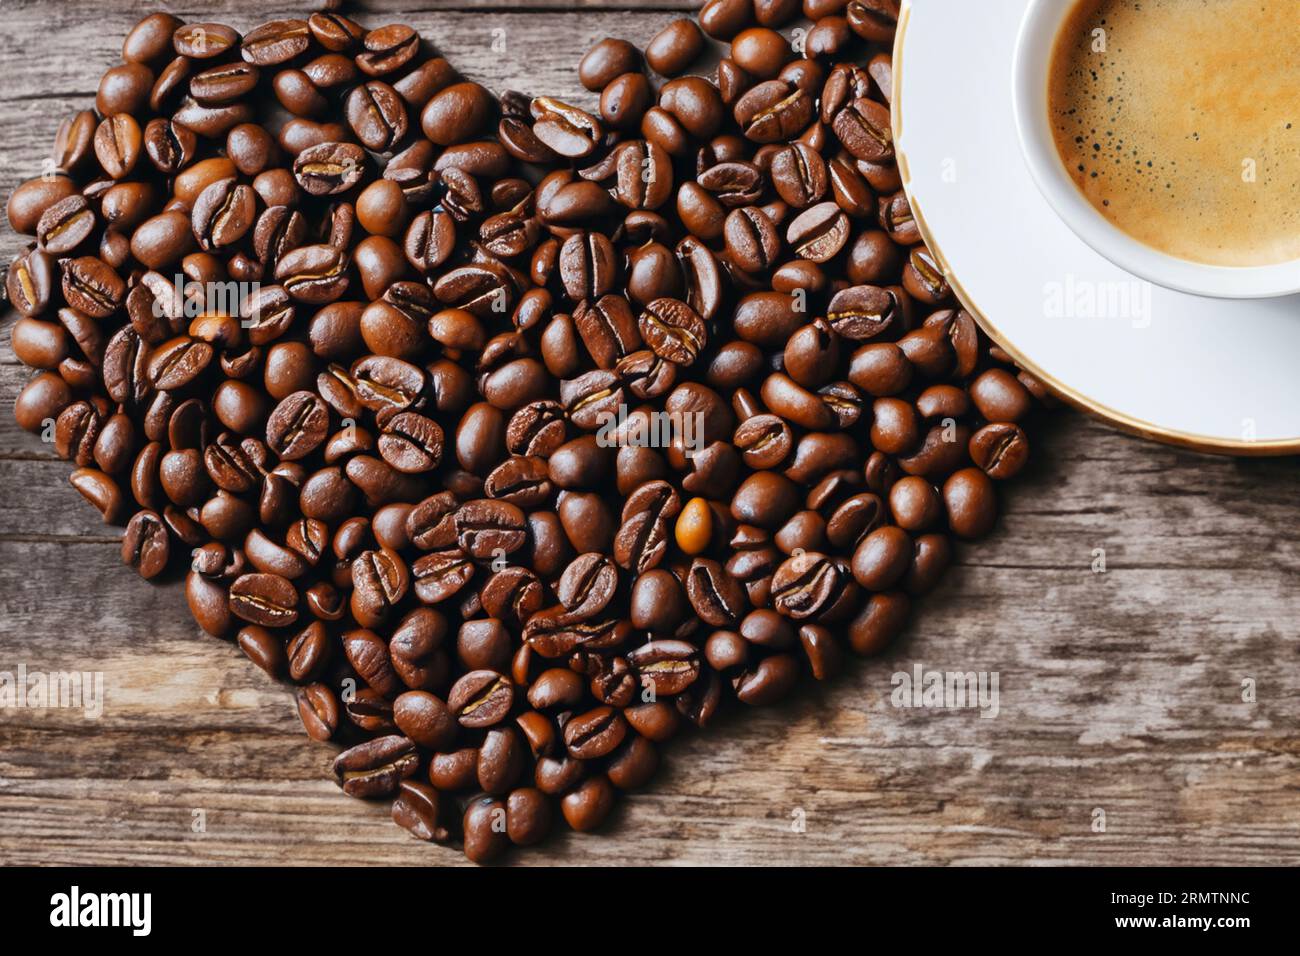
(1011, 0, 1300, 300)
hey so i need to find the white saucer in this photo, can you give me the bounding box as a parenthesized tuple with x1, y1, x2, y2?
(892, 0, 1300, 455)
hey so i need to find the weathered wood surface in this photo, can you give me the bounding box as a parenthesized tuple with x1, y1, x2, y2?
(1, 1, 1298, 867)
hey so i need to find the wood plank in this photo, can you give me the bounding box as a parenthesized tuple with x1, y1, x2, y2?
(2, 414, 1298, 865)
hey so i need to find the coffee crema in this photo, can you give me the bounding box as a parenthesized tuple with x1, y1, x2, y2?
(1048, 0, 1300, 267)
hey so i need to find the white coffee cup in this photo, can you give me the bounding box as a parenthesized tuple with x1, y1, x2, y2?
(1010, 0, 1300, 299)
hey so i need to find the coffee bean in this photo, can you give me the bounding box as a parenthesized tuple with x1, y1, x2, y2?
(448, 670, 514, 728)
(229, 572, 298, 627)
(293, 141, 366, 195)
(638, 298, 706, 365)
(192, 177, 256, 251)
(346, 81, 409, 151)
(969, 423, 1030, 480)
(332, 735, 419, 798)
(121, 509, 169, 578)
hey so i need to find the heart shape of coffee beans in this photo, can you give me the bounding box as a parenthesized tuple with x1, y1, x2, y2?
(6, 3, 1046, 862)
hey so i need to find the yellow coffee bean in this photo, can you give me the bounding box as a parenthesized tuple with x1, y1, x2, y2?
(675, 496, 712, 555)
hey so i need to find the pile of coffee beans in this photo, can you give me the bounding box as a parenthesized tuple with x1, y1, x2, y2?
(5, 1, 1051, 862)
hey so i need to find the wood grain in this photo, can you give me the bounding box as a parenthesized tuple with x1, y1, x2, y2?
(1, 1, 1297, 867)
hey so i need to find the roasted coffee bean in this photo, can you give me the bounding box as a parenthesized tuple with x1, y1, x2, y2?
(94, 114, 142, 180)
(847, 0, 902, 42)
(277, 244, 350, 304)
(228, 572, 298, 627)
(638, 298, 706, 366)
(580, 38, 642, 91)
(969, 423, 1029, 480)
(62, 256, 125, 319)
(448, 670, 514, 728)
(615, 480, 681, 573)
(378, 411, 444, 473)
(7, 248, 56, 317)
(192, 177, 256, 251)
(559, 231, 617, 302)
(563, 706, 627, 760)
(346, 81, 409, 151)
(686, 557, 747, 626)
(293, 141, 366, 195)
(332, 735, 419, 798)
(350, 548, 410, 628)
(788, 201, 850, 262)
(352, 23, 418, 77)
(735, 79, 812, 143)
(36, 195, 96, 255)
(532, 97, 603, 159)
(969, 368, 1034, 424)
(834, 97, 893, 162)
(573, 294, 642, 369)
(724, 206, 782, 273)
(121, 509, 169, 578)
(296, 683, 339, 741)
(264, 391, 329, 461)
(943, 467, 998, 539)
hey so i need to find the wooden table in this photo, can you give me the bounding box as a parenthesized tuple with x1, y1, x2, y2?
(2, 0, 1297, 867)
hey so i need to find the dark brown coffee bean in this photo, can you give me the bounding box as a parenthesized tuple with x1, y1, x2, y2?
(454, 499, 527, 560)
(724, 206, 782, 273)
(332, 735, 419, 798)
(277, 244, 350, 304)
(770, 142, 829, 208)
(357, 24, 420, 77)
(192, 177, 256, 251)
(734, 79, 812, 143)
(847, 0, 901, 42)
(94, 114, 142, 179)
(531, 96, 603, 159)
(412, 548, 476, 604)
(242, 18, 311, 66)
(346, 81, 409, 151)
(36, 195, 95, 255)
(147, 336, 213, 390)
(350, 548, 410, 628)
(638, 298, 706, 366)
(614, 480, 681, 573)
(787, 201, 850, 262)
(557, 552, 619, 620)
(969, 423, 1029, 480)
(563, 706, 627, 759)
(833, 97, 893, 162)
(121, 509, 169, 578)
(448, 670, 514, 728)
(191, 61, 260, 104)
(686, 556, 747, 626)
(293, 141, 366, 195)
(62, 256, 125, 319)
(573, 294, 642, 369)
(7, 248, 56, 317)
(228, 572, 298, 627)
(828, 284, 900, 340)
(378, 411, 444, 474)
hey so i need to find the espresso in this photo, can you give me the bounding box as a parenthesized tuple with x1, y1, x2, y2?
(1048, 0, 1300, 267)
